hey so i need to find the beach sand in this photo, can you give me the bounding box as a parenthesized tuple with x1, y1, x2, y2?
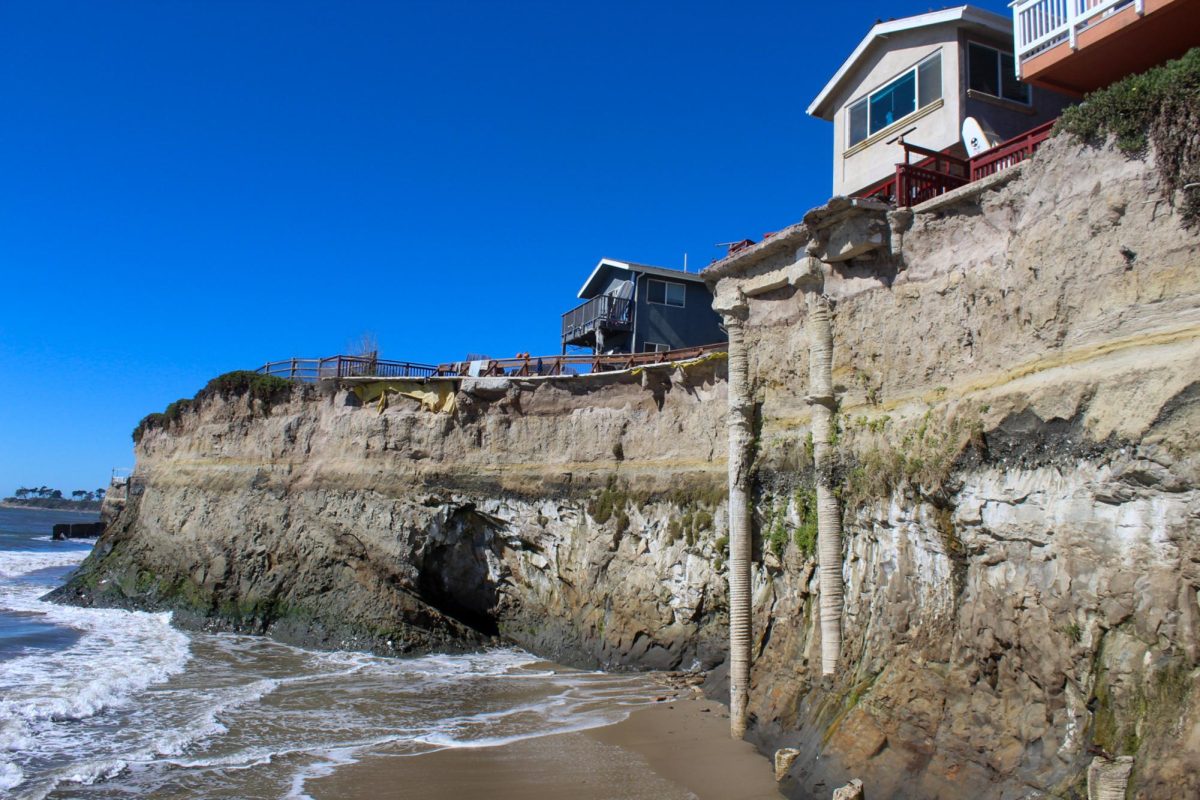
(306, 697, 783, 800)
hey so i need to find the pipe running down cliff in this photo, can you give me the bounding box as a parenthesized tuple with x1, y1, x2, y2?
(724, 302, 754, 739)
(805, 291, 843, 676)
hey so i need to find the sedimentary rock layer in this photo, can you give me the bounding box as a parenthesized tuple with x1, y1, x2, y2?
(716, 135, 1200, 799)
(57, 135, 1199, 798)
(55, 361, 731, 669)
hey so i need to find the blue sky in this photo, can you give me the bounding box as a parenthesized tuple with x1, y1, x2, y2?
(0, 1, 1013, 494)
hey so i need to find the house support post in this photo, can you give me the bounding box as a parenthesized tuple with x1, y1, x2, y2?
(806, 291, 843, 676)
(723, 301, 754, 738)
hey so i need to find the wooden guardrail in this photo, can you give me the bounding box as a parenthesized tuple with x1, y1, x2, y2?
(438, 342, 727, 378)
(258, 355, 440, 381)
(259, 343, 728, 383)
(561, 294, 634, 344)
(969, 120, 1056, 181)
(858, 119, 1058, 208)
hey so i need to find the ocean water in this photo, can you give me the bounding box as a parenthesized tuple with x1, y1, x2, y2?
(0, 507, 661, 799)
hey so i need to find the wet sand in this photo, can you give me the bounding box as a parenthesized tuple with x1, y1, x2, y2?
(307, 697, 783, 800)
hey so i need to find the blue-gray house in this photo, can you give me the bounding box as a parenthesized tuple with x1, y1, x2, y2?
(560, 258, 726, 355)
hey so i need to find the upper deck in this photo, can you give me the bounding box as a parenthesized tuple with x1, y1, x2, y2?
(1012, 0, 1200, 94)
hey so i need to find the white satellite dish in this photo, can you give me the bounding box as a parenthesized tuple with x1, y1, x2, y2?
(962, 116, 998, 157)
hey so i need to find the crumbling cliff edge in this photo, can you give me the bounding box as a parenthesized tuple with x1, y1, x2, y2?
(55, 133, 1199, 798)
(53, 359, 732, 670)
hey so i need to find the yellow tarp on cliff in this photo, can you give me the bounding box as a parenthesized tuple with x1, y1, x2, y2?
(630, 350, 727, 377)
(353, 381, 457, 414)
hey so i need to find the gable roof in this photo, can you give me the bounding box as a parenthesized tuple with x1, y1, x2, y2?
(807, 5, 1012, 120)
(577, 258, 706, 299)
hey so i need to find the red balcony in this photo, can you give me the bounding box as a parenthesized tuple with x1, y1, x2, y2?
(856, 119, 1057, 208)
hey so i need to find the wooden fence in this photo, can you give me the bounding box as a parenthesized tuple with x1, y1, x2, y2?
(437, 342, 728, 378)
(258, 342, 728, 383)
(258, 355, 440, 382)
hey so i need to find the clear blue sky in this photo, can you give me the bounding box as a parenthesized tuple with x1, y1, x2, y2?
(0, 1, 1012, 494)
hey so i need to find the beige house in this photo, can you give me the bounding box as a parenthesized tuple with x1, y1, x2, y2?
(807, 6, 1069, 198)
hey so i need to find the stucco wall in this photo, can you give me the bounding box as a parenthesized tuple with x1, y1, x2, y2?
(957, 29, 1073, 143)
(825, 24, 1073, 197)
(830, 26, 962, 197)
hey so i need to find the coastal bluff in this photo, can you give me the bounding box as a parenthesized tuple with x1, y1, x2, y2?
(53, 133, 1200, 798)
(52, 360, 732, 668)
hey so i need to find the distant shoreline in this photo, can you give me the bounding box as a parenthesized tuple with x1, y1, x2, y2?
(1, 499, 102, 512)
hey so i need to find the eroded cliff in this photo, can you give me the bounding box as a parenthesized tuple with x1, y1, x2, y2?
(708, 133, 1200, 799)
(55, 361, 732, 670)
(57, 132, 1199, 799)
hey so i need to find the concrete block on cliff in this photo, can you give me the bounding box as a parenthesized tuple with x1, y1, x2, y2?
(831, 778, 865, 799)
(1087, 756, 1133, 800)
(773, 748, 800, 781)
(811, 215, 888, 263)
(461, 377, 512, 399)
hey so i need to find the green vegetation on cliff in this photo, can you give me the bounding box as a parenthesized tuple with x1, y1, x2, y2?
(132, 370, 294, 443)
(1057, 46, 1200, 225)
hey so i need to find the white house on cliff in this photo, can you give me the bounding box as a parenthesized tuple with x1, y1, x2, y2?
(807, 6, 1070, 198)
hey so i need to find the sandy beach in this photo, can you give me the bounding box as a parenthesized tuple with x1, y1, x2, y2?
(306, 697, 783, 800)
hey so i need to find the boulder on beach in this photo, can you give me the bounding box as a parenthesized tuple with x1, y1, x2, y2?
(51, 522, 105, 541)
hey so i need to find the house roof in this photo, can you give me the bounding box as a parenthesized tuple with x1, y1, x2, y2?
(577, 258, 707, 299)
(806, 5, 1012, 120)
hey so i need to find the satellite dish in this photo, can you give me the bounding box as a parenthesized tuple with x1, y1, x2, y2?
(962, 116, 998, 157)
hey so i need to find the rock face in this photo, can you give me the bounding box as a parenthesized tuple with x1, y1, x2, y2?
(54, 361, 731, 667)
(54, 135, 1199, 798)
(707, 135, 1200, 799)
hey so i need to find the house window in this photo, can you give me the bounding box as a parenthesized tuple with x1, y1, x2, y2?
(968, 42, 1030, 104)
(847, 51, 941, 147)
(642, 342, 670, 353)
(646, 279, 685, 307)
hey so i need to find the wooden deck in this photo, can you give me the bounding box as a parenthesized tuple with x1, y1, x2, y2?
(857, 120, 1056, 208)
(561, 294, 634, 349)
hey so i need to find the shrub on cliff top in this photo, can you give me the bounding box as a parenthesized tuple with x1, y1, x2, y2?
(131, 371, 294, 443)
(1056, 47, 1200, 226)
(198, 371, 293, 405)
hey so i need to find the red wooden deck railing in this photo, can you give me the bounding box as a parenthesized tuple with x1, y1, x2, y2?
(895, 141, 970, 207)
(856, 119, 1058, 208)
(969, 120, 1056, 181)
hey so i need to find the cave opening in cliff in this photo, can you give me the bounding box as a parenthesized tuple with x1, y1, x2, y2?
(417, 507, 502, 636)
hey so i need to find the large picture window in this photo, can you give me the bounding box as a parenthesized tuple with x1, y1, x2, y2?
(847, 51, 941, 147)
(646, 279, 685, 307)
(968, 42, 1030, 104)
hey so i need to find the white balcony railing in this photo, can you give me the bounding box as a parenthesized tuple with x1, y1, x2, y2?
(1011, 0, 1144, 74)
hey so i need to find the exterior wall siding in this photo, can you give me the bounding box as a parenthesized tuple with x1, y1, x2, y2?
(632, 276, 725, 352)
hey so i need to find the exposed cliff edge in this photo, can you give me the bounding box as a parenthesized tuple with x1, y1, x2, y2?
(53, 131, 1199, 798)
(704, 131, 1200, 799)
(52, 359, 731, 668)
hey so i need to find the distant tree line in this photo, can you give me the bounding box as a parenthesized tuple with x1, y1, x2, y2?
(12, 486, 106, 501)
